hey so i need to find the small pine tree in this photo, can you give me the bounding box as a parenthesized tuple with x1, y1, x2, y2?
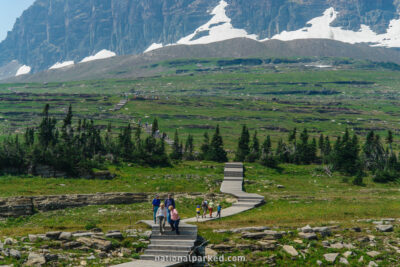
(170, 130, 183, 160)
(209, 125, 227, 163)
(318, 134, 324, 154)
(247, 131, 260, 162)
(262, 135, 272, 155)
(200, 132, 210, 160)
(152, 118, 159, 136)
(184, 134, 195, 160)
(235, 125, 250, 162)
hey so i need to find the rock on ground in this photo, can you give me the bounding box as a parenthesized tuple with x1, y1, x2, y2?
(298, 232, 317, 240)
(324, 253, 339, 263)
(283, 245, 298, 257)
(26, 253, 46, 266)
(367, 251, 380, 258)
(376, 224, 393, 232)
(339, 257, 349, 265)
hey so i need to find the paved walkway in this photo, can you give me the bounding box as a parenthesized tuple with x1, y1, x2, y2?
(112, 162, 264, 267)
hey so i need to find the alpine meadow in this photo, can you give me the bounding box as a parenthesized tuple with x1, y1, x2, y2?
(0, 1, 400, 267)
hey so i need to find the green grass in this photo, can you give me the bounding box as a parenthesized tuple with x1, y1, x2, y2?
(0, 162, 223, 197)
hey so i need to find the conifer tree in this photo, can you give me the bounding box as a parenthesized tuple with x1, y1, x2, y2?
(152, 118, 159, 136)
(262, 135, 272, 155)
(235, 125, 250, 161)
(170, 129, 183, 160)
(247, 131, 260, 162)
(184, 134, 195, 160)
(318, 134, 324, 154)
(200, 132, 210, 160)
(387, 130, 394, 154)
(209, 125, 227, 162)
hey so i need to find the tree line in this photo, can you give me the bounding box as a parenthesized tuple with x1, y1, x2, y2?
(232, 125, 399, 184)
(0, 105, 398, 183)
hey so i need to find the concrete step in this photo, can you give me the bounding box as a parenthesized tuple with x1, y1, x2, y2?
(151, 234, 196, 240)
(224, 171, 243, 177)
(238, 198, 264, 203)
(151, 230, 197, 236)
(149, 239, 195, 246)
(144, 250, 191, 257)
(148, 244, 193, 251)
(225, 162, 243, 168)
(224, 177, 243, 182)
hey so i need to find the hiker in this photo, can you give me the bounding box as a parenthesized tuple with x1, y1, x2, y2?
(196, 205, 201, 221)
(156, 203, 167, 234)
(208, 200, 214, 218)
(217, 203, 222, 219)
(169, 205, 180, 235)
(201, 199, 208, 218)
(164, 194, 176, 224)
(152, 195, 161, 224)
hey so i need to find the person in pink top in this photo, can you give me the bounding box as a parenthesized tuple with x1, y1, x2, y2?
(168, 205, 180, 235)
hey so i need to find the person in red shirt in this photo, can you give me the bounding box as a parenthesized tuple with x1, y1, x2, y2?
(168, 205, 180, 235)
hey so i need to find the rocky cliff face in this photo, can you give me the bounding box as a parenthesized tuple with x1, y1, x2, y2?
(0, 0, 399, 75)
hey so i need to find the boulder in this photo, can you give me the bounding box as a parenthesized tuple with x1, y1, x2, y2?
(367, 251, 380, 258)
(257, 241, 277, 250)
(230, 226, 270, 233)
(44, 254, 58, 262)
(76, 237, 112, 251)
(4, 238, 14, 245)
(105, 231, 123, 239)
(59, 232, 72, 240)
(45, 231, 61, 240)
(9, 249, 21, 259)
(300, 225, 313, 233)
(283, 245, 298, 257)
(264, 230, 283, 239)
(324, 253, 339, 263)
(298, 232, 317, 240)
(376, 224, 393, 232)
(61, 241, 81, 249)
(368, 261, 378, 267)
(72, 232, 95, 238)
(340, 257, 349, 265)
(26, 253, 46, 266)
(343, 251, 353, 258)
(28, 235, 38, 242)
(330, 242, 344, 249)
(242, 232, 266, 239)
(313, 227, 331, 236)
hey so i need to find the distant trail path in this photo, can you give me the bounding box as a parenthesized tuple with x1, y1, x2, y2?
(113, 162, 265, 267)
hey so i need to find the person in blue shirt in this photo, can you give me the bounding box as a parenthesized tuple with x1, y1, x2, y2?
(217, 203, 222, 219)
(152, 195, 161, 224)
(164, 194, 176, 225)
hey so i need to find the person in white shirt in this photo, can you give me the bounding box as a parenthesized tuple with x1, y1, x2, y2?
(156, 203, 167, 234)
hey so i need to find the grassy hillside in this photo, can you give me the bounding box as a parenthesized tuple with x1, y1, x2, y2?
(1, 58, 400, 150)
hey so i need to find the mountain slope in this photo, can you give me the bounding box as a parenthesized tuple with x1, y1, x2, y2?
(1, 0, 400, 79)
(6, 38, 400, 83)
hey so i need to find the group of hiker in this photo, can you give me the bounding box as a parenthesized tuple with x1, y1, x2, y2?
(197, 199, 222, 221)
(152, 194, 180, 235)
(152, 194, 223, 235)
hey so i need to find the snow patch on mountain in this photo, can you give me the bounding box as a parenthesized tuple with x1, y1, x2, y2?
(177, 0, 258, 45)
(144, 0, 258, 52)
(80, 50, 116, 63)
(49, 61, 74, 70)
(144, 43, 163, 53)
(272, 7, 400, 48)
(15, 65, 31, 76)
